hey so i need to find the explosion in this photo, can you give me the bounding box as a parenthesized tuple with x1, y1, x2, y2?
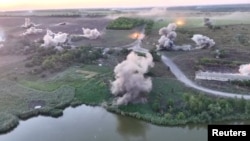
(191, 34, 215, 49)
(157, 23, 177, 50)
(175, 19, 185, 26)
(82, 27, 101, 40)
(0, 29, 5, 42)
(41, 29, 68, 47)
(111, 51, 154, 105)
(21, 18, 38, 29)
(22, 27, 43, 36)
(129, 32, 145, 40)
(239, 64, 250, 75)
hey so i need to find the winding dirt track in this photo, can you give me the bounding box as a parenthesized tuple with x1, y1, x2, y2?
(161, 55, 250, 100)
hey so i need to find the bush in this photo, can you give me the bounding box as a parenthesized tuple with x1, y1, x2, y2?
(107, 17, 154, 33)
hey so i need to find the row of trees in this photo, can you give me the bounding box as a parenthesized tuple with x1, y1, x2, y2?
(149, 90, 250, 124)
(107, 17, 154, 35)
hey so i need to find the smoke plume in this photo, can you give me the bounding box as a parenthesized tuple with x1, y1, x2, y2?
(82, 27, 101, 40)
(239, 64, 250, 75)
(22, 27, 43, 36)
(157, 23, 177, 50)
(203, 17, 213, 28)
(21, 18, 39, 29)
(41, 30, 68, 47)
(159, 23, 177, 36)
(0, 29, 5, 42)
(111, 51, 154, 105)
(191, 34, 215, 49)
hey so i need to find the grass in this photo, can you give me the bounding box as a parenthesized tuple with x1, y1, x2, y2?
(153, 14, 250, 33)
(0, 79, 75, 133)
(2, 12, 250, 133)
(0, 64, 113, 133)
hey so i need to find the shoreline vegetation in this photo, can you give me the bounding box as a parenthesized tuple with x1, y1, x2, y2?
(1, 75, 250, 134)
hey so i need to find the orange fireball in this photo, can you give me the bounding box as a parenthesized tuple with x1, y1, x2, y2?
(129, 32, 144, 39)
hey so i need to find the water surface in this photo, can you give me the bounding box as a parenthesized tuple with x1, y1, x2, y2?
(0, 105, 207, 141)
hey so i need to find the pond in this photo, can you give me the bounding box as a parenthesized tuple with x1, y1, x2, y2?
(0, 105, 208, 141)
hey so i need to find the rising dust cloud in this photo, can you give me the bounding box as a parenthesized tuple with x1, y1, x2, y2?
(111, 51, 154, 105)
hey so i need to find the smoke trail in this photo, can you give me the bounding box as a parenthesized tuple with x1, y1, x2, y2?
(239, 64, 250, 75)
(191, 34, 215, 49)
(111, 51, 154, 105)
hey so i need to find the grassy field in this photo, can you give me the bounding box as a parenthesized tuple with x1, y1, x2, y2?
(142, 13, 250, 94)
(153, 12, 250, 29)
(19, 65, 113, 104)
(1, 11, 250, 133)
(0, 64, 113, 133)
(0, 79, 75, 133)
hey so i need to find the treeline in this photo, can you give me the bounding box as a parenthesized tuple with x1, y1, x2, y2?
(24, 46, 105, 74)
(110, 92, 250, 125)
(106, 17, 154, 35)
(49, 13, 81, 17)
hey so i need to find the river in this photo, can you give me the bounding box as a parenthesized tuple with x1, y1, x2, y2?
(0, 105, 207, 141)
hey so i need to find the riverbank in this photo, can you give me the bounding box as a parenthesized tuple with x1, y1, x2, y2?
(1, 61, 250, 134)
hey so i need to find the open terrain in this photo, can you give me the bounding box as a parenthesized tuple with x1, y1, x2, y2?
(1, 7, 250, 133)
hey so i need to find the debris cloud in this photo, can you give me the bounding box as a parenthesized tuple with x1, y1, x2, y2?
(82, 27, 101, 40)
(21, 18, 39, 28)
(22, 27, 43, 36)
(157, 23, 177, 50)
(239, 64, 250, 75)
(191, 34, 215, 49)
(41, 29, 68, 47)
(111, 51, 154, 105)
(0, 29, 5, 42)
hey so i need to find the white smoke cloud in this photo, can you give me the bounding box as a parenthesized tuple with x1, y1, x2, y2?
(0, 44, 3, 48)
(159, 27, 169, 36)
(22, 27, 43, 36)
(159, 23, 177, 36)
(82, 27, 101, 40)
(167, 23, 177, 31)
(21, 18, 39, 28)
(166, 31, 177, 41)
(0, 29, 5, 42)
(158, 35, 173, 48)
(157, 23, 177, 50)
(111, 51, 154, 105)
(191, 34, 215, 49)
(239, 64, 250, 75)
(41, 30, 68, 47)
